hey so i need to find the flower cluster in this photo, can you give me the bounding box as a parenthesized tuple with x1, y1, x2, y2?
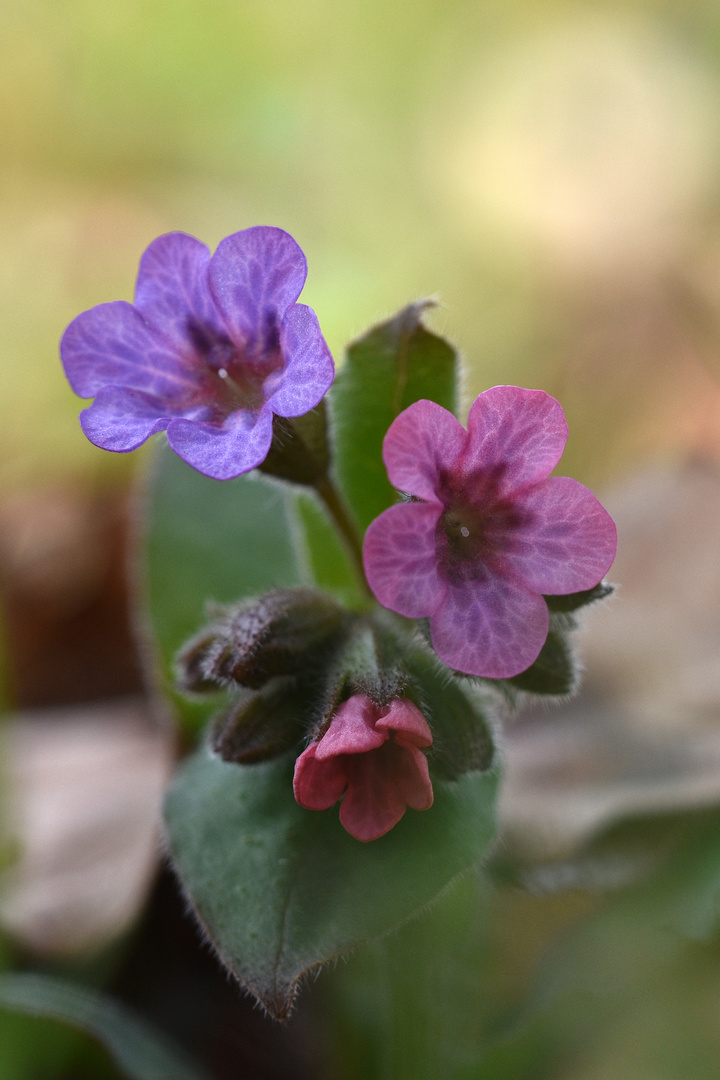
(60, 227, 334, 480)
(61, 228, 617, 842)
(363, 389, 617, 679)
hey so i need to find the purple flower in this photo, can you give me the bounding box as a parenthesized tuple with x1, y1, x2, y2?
(363, 387, 617, 679)
(293, 694, 434, 842)
(60, 227, 334, 480)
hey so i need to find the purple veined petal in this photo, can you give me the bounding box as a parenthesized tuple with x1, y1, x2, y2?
(265, 304, 335, 417)
(363, 502, 445, 619)
(375, 699, 432, 748)
(166, 406, 274, 480)
(463, 386, 569, 493)
(315, 696, 386, 760)
(293, 745, 348, 811)
(60, 301, 197, 401)
(339, 749, 409, 842)
(430, 574, 550, 679)
(383, 400, 467, 503)
(208, 227, 307, 351)
(503, 476, 618, 594)
(79, 386, 182, 452)
(134, 232, 224, 352)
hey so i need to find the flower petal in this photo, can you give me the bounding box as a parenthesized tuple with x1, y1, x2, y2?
(394, 745, 434, 811)
(315, 695, 386, 760)
(60, 301, 196, 400)
(166, 407, 274, 480)
(464, 386, 568, 492)
(503, 476, 618, 594)
(208, 227, 307, 350)
(339, 750, 408, 842)
(383, 399, 467, 503)
(134, 232, 223, 352)
(293, 745, 348, 811)
(375, 699, 432, 748)
(265, 304, 335, 417)
(79, 386, 179, 451)
(430, 574, 549, 678)
(363, 502, 445, 619)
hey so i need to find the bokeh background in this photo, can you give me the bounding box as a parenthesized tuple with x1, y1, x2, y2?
(3, 1, 720, 1078)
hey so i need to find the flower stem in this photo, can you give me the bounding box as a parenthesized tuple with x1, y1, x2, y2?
(315, 477, 372, 599)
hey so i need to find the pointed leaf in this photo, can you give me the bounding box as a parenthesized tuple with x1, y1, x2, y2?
(330, 302, 459, 533)
(164, 746, 498, 1019)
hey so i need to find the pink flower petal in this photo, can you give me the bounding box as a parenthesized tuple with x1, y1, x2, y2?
(314, 695, 386, 760)
(464, 386, 568, 492)
(375, 698, 433, 748)
(363, 502, 445, 619)
(339, 748, 409, 842)
(383, 399, 467, 502)
(265, 304, 335, 418)
(394, 745, 434, 811)
(208, 227, 307, 351)
(293, 745, 348, 811)
(134, 233, 222, 353)
(166, 407, 274, 480)
(504, 476, 618, 594)
(430, 574, 549, 678)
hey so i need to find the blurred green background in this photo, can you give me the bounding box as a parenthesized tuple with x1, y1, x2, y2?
(4, 2, 720, 1078)
(5, 0, 720, 494)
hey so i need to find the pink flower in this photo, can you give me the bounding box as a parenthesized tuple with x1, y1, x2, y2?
(293, 695, 434, 842)
(363, 387, 617, 679)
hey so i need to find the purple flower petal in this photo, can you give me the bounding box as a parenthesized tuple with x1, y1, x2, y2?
(383, 399, 467, 503)
(504, 476, 618, 594)
(463, 386, 568, 492)
(430, 575, 549, 678)
(134, 232, 223, 352)
(60, 301, 196, 400)
(208, 227, 307, 351)
(293, 745, 348, 811)
(314, 695, 386, 760)
(166, 408, 274, 480)
(363, 502, 445, 619)
(79, 386, 180, 452)
(266, 304, 335, 418)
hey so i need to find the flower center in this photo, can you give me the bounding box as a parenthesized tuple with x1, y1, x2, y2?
(187, 318, 284, 417)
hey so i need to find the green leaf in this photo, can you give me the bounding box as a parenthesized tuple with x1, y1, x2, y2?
(506, 630, 576, 696)
(330, 302, 459, 533)
(0, 973, 211, 1080)
(164, 746, 499, 1019)
(142, 441, 308, 729)
(544, 582, 614, 613)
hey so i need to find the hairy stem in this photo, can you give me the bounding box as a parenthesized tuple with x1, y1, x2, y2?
(315, 477, 372, 600)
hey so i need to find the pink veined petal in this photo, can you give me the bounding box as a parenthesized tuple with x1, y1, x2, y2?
(383, 399, 467, 503)
(60, 301, 197, 400)
(208, 227, 307, 351)
(134, 232, 224, 353)
(265, 304, 335, 417)
(79, 386, 183, 452)
(339, 748, 408, 842)
(363, 502, 445, 619)
(430, 574, 550, 678)
(314, 695, 386, 760)
(502, 476, 618, 594)
(166, 407, 274, 480)
(393, 745, 434, 811)
(293, 745, 348, 811)
(375, 699, 433, 748)
(463, 386, 569, 493)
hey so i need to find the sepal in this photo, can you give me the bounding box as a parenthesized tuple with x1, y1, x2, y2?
(257, 401, 331, 487)
(544, 581, 614, 613)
